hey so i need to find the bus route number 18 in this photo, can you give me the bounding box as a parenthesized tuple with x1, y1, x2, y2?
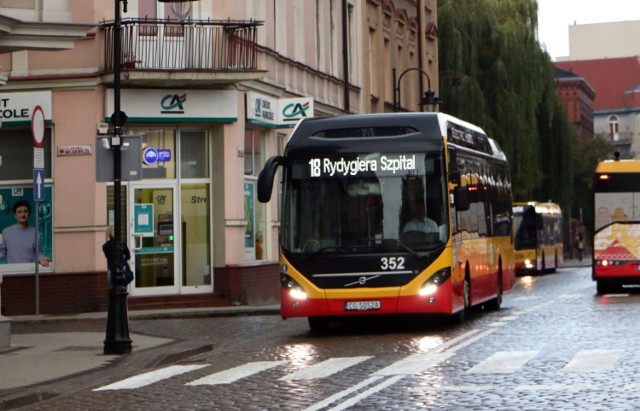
(309, 158, 321, 177)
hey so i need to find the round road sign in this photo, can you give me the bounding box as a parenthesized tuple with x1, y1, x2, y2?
(31, 105, 46, 148)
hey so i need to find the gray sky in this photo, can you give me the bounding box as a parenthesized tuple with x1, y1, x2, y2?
(537, 0, 640, 60)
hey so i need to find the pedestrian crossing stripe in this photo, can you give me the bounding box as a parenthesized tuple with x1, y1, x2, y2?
(561, 349, 623, 372)
(93, 364, 208, 391)
(93, 349, 627, 391)
(279, 356, 372, 381)
(467, 351, 538, 373)
(187, 361, 286, 386)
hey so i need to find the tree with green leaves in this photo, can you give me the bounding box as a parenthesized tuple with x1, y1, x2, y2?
(438, 0, 576, 225)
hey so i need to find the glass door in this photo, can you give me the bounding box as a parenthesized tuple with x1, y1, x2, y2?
(128, 182, 179, 295)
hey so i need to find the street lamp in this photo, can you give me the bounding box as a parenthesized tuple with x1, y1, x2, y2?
(103, 0, 131, 356)
(104, 0, 199, 356)
(392, 67, 441, 112)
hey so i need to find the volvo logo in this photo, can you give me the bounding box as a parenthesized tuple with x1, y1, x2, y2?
(345, 275, 380, 287)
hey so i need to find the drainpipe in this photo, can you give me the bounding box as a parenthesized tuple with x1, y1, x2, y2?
(417, 0, 425, 110)
(342, 0, 350, 113)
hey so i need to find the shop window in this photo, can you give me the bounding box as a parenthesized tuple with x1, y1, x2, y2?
(181, 183, 211, 286)
(244, 128, 265, 261)
(180, 130, 209, 178)
(0, 128, 53, 272)
(0, 128, 52, 180)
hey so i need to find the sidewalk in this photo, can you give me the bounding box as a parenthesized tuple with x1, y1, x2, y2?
(0, 304, 280, 408)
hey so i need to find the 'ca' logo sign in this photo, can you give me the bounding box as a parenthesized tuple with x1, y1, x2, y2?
(161, 93, 187, 114)
(282, 101, 310, 122)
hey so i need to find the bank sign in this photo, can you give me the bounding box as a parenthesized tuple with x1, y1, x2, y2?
(0, 91, 52, 126)
(247, 92, 314, 128)
(106, 89, 237, 123)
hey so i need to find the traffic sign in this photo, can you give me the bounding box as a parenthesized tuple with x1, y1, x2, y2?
(31, 105, 46, 148)
(34, 147, 45, 169)
(33, 169, 45, 202)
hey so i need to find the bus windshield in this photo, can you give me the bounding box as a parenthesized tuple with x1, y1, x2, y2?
(513, 206, 537, 249)
(282, 152, 448, 255)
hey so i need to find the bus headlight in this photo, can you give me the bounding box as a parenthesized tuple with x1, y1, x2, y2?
(419, 267, 451, 297)
(524, 259, 534, 269)
(280, 273, 308, 300)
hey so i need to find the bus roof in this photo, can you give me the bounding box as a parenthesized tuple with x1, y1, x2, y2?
(595, 159, 640, 173)
(290, 112, 504, 158)
(513, 201, 562, 215)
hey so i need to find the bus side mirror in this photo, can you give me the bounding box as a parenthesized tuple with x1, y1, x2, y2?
(257, 156, 284, 203)
(454, 186, 470, 211)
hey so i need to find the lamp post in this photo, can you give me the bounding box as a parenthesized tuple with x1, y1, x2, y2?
(103, 0, 131, 356)
(392, 67, 441, 112)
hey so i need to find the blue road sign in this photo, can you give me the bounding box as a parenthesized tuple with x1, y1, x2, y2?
(33, 169, 45, 202)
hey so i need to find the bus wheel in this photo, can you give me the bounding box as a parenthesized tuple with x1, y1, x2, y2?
(485, 272, 503, 311)
(596, 280, 616, 295)
(451, 276, 470, 323)
(308, 316, 331, 331)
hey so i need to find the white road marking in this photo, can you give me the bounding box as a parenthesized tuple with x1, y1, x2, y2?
(325, 375, 404, 411)
(93, 364, 208, 391)
(305, 329, 494, 411)
(409, 383, 596, 392)
(562, 349, 623, 372)
(186, 361, 286, 386)
(303, 376, 385, 411)
(374, 329, 495, 376)
(515, 383, 595, 391)
(280, 356, 372, 381)
(511, 296, 542, 301)
(467, 351, 537, 374)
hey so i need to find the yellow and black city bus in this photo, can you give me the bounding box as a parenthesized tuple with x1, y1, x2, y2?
(512, 201, 563, 275)
(593, 156, 640, 294)
(258, 112, 516, 329)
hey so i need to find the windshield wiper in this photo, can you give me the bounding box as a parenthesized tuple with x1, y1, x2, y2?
(368, 238, 424, 260)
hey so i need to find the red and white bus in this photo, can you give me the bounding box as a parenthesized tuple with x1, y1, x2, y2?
(593, 156, 640, 294)
(258, 113, 516, 329)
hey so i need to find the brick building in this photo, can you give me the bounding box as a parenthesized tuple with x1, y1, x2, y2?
(553, 66, 595, 141)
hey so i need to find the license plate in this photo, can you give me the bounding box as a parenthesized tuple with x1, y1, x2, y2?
(345, 301, 381, 311)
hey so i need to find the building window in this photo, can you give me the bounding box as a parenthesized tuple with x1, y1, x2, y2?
(608, 115, 619, 141)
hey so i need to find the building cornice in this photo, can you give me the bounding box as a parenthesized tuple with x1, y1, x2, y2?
(0, 14, 94, 53)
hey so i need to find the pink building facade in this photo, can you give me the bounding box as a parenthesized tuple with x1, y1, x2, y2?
(0, 0, 438, 315)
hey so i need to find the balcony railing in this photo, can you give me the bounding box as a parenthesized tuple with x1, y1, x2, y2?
(101, 18, 262, 71)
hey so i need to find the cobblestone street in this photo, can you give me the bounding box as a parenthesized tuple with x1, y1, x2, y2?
(4, 263, 638, 410)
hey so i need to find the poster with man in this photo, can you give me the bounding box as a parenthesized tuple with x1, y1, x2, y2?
(0, 186, 53, 272)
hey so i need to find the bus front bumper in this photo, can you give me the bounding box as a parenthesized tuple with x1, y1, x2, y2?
(279, 281, 457, 319)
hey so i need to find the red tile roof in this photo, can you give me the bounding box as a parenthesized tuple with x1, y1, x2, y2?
(555, 57, 640, 110)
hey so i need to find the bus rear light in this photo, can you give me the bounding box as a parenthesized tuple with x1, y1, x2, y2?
(280, 273, 308, 300)
(596, 259, 624, 267)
